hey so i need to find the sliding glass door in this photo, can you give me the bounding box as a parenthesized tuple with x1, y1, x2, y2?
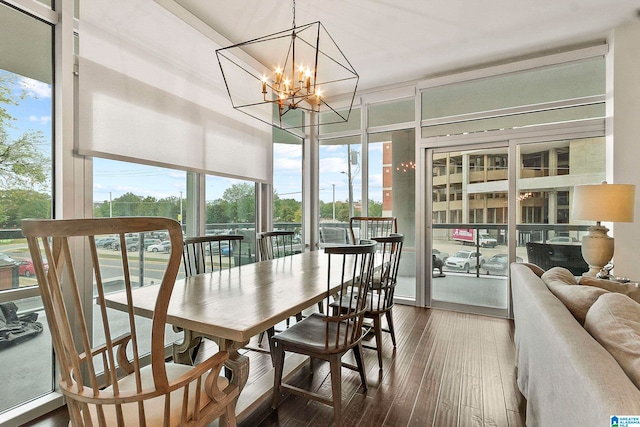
(428, 143, 511, 317)
(425, 134, 605, 316)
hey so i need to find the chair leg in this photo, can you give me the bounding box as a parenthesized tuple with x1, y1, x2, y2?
(190, 336, 203, 362)
(223, 402, 237, 427)
(267, 327, 275, 366)
(271, 340, 285, 409)
(373, 316, 384, 370)
(329, 355, 343, 427)
(352, 342, 368, 390)
(385, 310, 397, 347)
(317, 301, 324, 314)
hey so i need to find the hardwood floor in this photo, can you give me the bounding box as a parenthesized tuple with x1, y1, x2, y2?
(28, 306, 526, 427)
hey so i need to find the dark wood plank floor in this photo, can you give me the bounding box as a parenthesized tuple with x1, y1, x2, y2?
(28, 306, 525, 427)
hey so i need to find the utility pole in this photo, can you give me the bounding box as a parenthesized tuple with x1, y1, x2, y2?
(179, 191, 183, 229)
(332, 183, 336, 221)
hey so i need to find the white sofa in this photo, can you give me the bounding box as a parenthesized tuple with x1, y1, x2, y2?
(510, 263, 640, 426)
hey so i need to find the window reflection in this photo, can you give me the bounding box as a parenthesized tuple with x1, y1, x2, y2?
(0, 2, 54, 414)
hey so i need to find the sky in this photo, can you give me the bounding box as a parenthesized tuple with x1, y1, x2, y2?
(4, 71, 384, 205)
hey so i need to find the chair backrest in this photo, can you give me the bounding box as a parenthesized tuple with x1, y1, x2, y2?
(257, 230, 295, 261)
(525, 241, 589, 275)
(369, 234, 404, 313)
(183, 234, 244, 276)
(322, 240, 376, 351)
(349, 216, 398, 244)
(319, 226, 350, 245)
(21, 217, 185, 425)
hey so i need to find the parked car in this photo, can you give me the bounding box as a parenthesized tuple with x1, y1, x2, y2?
(432, 248, 449, 263)
(547, 236, 578, 244)
(445, 250, 485, 273)
(484, 254, 524, 275)
(96, 236, 119, 249)
(16, 259, 49, 277)
(112, 237, 139, 251)
(204, 242, 232, 256)
(147, 240, 171, 253)
(141, 238, 162, 250)
(0, 252, 16, 264)
(478, 233, 497, 248)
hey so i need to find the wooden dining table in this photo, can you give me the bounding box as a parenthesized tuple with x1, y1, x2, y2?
(103, 249, 351, 414)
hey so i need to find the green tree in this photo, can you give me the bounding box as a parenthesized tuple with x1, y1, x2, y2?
(0, 72, 50, 190)
(274, 194, 301, 223)
(111, 192, 144, 217)
(156, 196, 179, 220)
(207, 199, 230, 224)
(221, 183, 255, 223)
(368, 200, 383, 217)
(0, 189, 51, 227)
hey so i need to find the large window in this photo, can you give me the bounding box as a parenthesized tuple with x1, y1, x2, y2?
(205, 175, 257, 263)
(0, 3, 54, 416)
(93, 159, 186, 361)
(273, 128, 302, 233)
(368, 129, 416, 298)
(318, 136, 361, 245)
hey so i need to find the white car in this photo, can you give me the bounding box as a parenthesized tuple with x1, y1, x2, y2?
(445, 250, 485, 273)
(478, 234, 497, 248)
(147, 240, 171, 252)
(547, 236, 578, 244)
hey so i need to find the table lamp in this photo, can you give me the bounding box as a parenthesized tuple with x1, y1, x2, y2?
(572, 182, 636, 277)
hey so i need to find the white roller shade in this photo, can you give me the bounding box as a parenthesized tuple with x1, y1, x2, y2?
(79, 0, 272, 183)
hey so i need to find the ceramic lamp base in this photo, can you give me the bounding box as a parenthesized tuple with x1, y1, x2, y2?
(581, 225, 614, 277)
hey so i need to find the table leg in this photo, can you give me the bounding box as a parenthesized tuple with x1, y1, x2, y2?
(172, 328, 201, 365)
(218, 338, 250, 393)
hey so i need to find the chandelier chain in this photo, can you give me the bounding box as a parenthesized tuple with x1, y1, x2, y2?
(292, 0, 296, 28)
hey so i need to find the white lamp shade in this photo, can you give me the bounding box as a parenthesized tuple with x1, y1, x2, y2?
(572, 183, 636, 223)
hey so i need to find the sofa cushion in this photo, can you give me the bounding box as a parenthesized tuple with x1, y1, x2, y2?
(546, 283, 609, 324)
(579, 276, 640, 304)
(540, 266, 608, 324)
(541, 266, 578, 287)
(585, 293, 640, 389)
(520, 262, 545, 277)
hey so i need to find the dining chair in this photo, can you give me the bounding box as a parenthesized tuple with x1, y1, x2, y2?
(182, 234, 244, 362)
(349, 216, 398, 244)
(182, 234, 244, 276)
(256, 231, 305, 354)
(22, 217, 238, 427)
(271, 240, 377, 427)
(364, 234, 404, 369)
(257, 230, 321, 319)
(330, 234, 404, 370)
(256, 230, 295, 261)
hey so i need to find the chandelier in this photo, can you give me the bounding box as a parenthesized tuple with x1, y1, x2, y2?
(216, 0, 359, 130)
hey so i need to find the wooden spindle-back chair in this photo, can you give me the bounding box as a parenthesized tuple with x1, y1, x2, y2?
(22, 217, 238, 427)
(271, 240, 376, 427)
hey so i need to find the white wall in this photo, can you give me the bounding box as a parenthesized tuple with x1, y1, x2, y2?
(609, 21, 640, 279)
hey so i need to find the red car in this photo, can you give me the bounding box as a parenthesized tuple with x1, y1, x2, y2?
(17, 259, 48, 277)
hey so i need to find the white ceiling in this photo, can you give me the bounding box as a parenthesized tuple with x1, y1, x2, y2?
(171, 0, 639, 93)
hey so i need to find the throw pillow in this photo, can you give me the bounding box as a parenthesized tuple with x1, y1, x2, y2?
(547, 283, 609, 324)
(520, 262, 545, 277)
(579, 276, 640, 305)
(585, 293, 640, 389)
(541, 266, 578, 287)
